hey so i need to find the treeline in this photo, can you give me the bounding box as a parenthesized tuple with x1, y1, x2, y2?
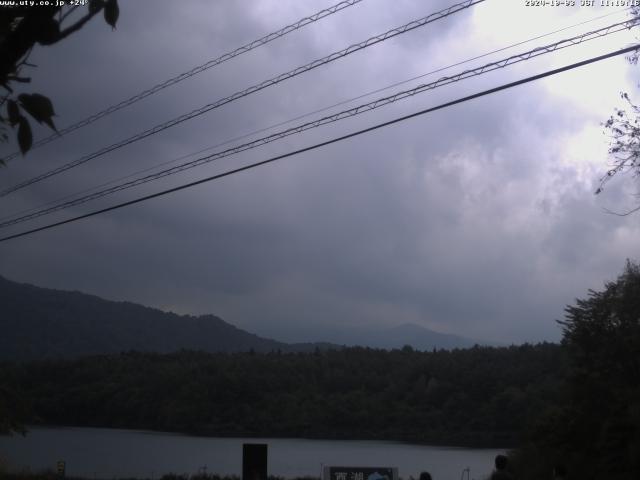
(0, 343, 566, 447)
(508, 261, 640, 480)
(5, 262, 638, 479)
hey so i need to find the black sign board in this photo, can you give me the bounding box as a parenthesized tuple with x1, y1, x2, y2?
(323, 466, 398, 480)
(243, 443, 267, 480)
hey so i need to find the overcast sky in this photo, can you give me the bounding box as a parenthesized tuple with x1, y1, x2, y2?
(1, 0, 639, 344)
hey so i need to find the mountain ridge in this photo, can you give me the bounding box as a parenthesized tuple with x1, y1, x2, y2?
(0, 275, 304, 360)
(1, 275, 479, 360)
(313, 321, 479, 351)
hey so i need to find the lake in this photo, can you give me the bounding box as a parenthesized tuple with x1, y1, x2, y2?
(0, 427, 508, 480)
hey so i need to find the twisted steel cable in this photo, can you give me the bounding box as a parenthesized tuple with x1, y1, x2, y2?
(1, 44, 638, 243)
(0, 0, 484, 198)
(2, 16, 636, 229)
(0, 0, 366, 163)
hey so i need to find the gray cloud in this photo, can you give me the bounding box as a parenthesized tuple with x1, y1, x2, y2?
(1, 0, 639, 346)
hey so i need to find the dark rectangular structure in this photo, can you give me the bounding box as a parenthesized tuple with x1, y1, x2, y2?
(243, 443, 268, 480)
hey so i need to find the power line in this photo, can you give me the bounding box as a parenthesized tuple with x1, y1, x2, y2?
(2, 5, 628, 225)
(0, 0, 484, 199)
(0, 0, 366, 163)
(1, 44, 637, 244)
(1, 17, 636, 229)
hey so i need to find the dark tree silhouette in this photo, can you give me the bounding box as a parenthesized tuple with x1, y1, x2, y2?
(0, 0, 118, 434)
(512, 260, 640, 480)
(557, 260, 640, 478)
(598, 7, 640, 213)
(0, 0, 119, 164)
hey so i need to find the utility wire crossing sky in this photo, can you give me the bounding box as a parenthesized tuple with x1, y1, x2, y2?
(0, 0, 483, 198)
(1, 43, 637, 243)
(0, 0, 366, 163)
(0, 4, 630, 226)
(1, 0, 639, 346)
(0, 16, 637, 231)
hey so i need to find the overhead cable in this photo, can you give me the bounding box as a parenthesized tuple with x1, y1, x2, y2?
(0, 0, 484, 198)
(1, 17, 637, 229)
(1, 44, 637, 244)
(2, 4, 628, 225)
(0, 0, 366, 163)
(3, 6, 631, 225)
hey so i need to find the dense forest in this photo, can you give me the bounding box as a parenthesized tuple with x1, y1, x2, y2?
(2, 262, 639, 480)
(1, 343, 565, 447)
(508, 261, 640, 480)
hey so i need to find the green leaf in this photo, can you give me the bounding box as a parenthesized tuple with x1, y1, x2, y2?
(18, 93, 57, 132)
(104, 0, 119, 29)
(17, 116, 33, 155)
(7, 100, 19, 126)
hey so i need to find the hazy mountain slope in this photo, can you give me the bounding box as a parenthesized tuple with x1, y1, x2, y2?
(316, 322, 480, 350)
(0, 275, 292, 360)
(380, 322, 477, 349)
(0, 275, 483, 361)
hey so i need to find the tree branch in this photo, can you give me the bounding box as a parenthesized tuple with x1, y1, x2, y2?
(56, 7, 102, 42)
(603, 204, 640, 216)
(0, 7, 59, 81)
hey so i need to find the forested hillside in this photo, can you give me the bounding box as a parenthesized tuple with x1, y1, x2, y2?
(0, 275, 473, 359)
(510, 261, 640, 480)
(4, 262, 638, 478)
(1, 343, 565, 447)
(0, 275, 323, 360)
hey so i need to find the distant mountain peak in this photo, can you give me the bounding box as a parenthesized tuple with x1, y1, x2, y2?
(0, 275, 329, 361)
(389, 322, 437, 332)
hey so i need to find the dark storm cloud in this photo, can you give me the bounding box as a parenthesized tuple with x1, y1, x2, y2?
(1, 0, 639, 344)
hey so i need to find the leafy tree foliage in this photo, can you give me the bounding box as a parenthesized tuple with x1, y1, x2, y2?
(0, 2, 118, 431)
(0, 0, 119, 164)
(598, 8, 640, 212)
(0, 343, 566, 447)
(512, 261, 640, 480)
(599, 93, 640, 213)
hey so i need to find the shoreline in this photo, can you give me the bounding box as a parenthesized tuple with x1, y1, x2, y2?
(1, 429, 505, 480)
(12, 424, 515, 450)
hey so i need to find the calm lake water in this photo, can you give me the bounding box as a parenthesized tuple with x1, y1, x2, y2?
(0, 427, 508, 480)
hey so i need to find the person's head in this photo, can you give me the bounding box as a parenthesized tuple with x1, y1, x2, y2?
(419, 472, 432, 480)
(553, 464, 567, 479)
(494, 454, 508, 471)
